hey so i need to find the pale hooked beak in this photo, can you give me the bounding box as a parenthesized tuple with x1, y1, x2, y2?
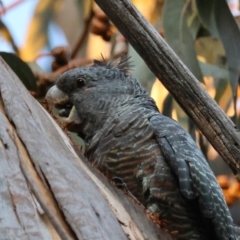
(45, 85, 81, 131)
(45, 85, 69, 107)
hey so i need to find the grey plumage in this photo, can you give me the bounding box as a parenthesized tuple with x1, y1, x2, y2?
(46, 56, 238, 240)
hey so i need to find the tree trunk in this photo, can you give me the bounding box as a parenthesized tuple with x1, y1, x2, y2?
(94, 0, 240, 176)
(0, 57, 172, 239)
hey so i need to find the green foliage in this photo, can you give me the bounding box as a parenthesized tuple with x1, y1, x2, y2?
(196, 0, 240, 96)
(161, 0, 240, 128)
(0, 52, 37, 91)
(162, 0, 203, 82)
(0, 20, 19, 54)
(20, 0, 57, 61)
(162, 0, 240, 100)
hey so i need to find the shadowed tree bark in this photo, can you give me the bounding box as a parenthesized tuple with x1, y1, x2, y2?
(0, 57, 172, 239)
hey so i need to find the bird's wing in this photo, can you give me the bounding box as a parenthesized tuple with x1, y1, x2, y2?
(149, 114, 235, 239)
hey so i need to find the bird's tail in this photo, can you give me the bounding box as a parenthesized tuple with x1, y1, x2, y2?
(234, 226, 240, 240)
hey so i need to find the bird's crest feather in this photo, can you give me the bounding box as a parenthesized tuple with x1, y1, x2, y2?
(93, 54, 134, 75)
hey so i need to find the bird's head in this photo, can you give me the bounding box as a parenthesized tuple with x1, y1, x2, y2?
(45, 55, 149, 140)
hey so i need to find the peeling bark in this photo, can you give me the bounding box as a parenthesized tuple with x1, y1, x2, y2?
(0, 57, 171, 239)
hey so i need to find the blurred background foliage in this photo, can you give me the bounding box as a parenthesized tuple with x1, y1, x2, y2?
(0, 0, 240, 224)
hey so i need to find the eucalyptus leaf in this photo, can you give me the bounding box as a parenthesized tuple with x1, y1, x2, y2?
(173, 99, 189, 131)
(76, 0, 93, 19)
(188, 118, 196, 141)
(162, 93, 173, 118)
(56, 0, 92, 57)
(196, 37, 225, 65)
(196, 0, 240, 96)
(198, 60, 229, 80)
(187, 1, 201, 40)
(214, 78, 229, 105)
(128, 45, 156, 93)
(0, 52, 37, 91)
(199, 60, 233, 114)
(0, 20, 19, 54)
(20, 0, 56, 61)
(195, 1, 219, 38)
(216, 80, 233, 115)
(162, 0, 203, 82)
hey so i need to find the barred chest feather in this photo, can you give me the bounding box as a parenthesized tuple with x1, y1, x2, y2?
(85, 105, 218, 240)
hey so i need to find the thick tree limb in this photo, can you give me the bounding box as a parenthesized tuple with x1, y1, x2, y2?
(0, 57, 171, 239)
(95, 0, 240, 176)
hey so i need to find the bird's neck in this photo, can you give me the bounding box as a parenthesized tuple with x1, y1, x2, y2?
(80, 94, 158, 143)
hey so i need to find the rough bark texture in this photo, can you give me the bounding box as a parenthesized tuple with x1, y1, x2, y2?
(95, 0, 240, 176)
(0, 57, 172, 239)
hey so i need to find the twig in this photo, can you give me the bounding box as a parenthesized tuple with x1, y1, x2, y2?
(0, 0, 26, 16)
(71, 10, 95, 59)
(34, 52, 53, 61)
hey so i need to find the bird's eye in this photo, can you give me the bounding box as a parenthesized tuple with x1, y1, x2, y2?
(76, 78, 85, 88)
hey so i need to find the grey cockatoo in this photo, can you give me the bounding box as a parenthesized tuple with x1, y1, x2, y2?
(46, 56, 238, 240)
